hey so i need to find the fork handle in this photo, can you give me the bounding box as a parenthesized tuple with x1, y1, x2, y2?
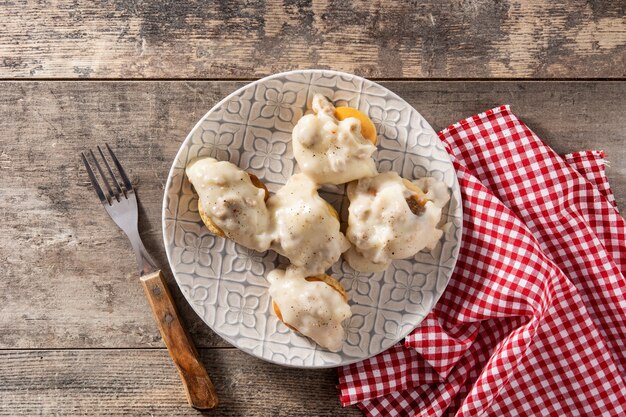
(140, 270, 218, 410)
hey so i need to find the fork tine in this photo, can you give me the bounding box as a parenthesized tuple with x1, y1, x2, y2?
(106, 143, 133, 191)
(81, 152, 108, 203)
(97, 145, 124, 196)
(89, 149, 117, 201)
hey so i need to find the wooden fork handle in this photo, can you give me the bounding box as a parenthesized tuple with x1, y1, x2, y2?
(140, 270, 218, 410)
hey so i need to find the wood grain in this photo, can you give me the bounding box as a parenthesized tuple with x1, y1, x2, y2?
(1, 1, 626, 79)
(141, 271, 218, 409)
(0, 349, 360, 416)
(1, 81, 624, 350)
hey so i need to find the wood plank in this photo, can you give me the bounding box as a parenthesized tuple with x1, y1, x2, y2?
(2, 1, 626, 79)
(0, 349, 360, 416)
(1, 81, 624, 350)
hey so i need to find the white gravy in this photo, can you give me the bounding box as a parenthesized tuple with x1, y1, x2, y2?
(187, 162, 349, 276)
(292, 94, 377, 185)
(268, 173, 350, 276)
(268, 268, 351, 352)
(413, 177, 451, 208)
(345, 172, 449, 272)
(185, 157, 273, 252)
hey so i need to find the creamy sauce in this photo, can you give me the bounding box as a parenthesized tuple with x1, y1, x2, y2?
(268, 268, 351, 352)
(413, 177, 451, 208)
(292, 94, 377, 185)
(187, 159, 349, 275)
(185, 157, 273, 252)
(268, 173, 350, 276)
(345, 172, 449, 272)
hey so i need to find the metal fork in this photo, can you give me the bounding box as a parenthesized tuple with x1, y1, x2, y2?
(81, 145, 158, 275)
(82, 144, 218, 410)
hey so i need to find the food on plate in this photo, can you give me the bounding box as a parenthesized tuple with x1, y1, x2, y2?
(334, 106, 377, 145)
(267, 173, 351, 275)
(344, 172, 450, 272)
(185, 157, 272, 252)
(197, 172, 269, 237)
(184, 92, 453, 353)
(186, 161, 349, 277)
(411, 177, 452, 210)
(268, 268, 351, 352)
(292, 94, 378, 185)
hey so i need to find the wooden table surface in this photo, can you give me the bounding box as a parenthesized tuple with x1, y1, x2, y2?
(1, 1, 625, 416)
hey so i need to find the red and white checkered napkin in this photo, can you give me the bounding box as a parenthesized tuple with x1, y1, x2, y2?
(338, 106, 626, 416)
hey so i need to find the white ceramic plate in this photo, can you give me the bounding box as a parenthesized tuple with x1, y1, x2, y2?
(162, 70, 462, 368)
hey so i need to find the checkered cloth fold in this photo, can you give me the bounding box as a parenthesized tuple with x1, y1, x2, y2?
(338, 106, 626, 416)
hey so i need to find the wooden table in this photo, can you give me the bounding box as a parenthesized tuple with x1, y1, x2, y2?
(1, 2, 625, 416)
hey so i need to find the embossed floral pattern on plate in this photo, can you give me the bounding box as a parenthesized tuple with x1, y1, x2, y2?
(162, 70, 462, 368)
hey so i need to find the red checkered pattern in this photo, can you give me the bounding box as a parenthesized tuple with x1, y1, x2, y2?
(563, 151, 617, 209)
(338, 106, 626, 416)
